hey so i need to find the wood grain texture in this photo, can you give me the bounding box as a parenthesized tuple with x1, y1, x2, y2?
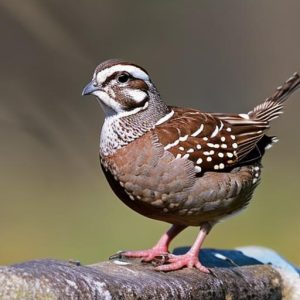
(1, 247, 295, 300)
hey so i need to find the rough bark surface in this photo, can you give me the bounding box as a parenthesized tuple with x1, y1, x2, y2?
(0, 248, 298, 300)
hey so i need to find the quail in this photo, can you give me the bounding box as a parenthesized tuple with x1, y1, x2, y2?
(82, 59, 300, 272)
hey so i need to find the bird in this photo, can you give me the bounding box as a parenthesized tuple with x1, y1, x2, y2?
(82, 59, 300, 272)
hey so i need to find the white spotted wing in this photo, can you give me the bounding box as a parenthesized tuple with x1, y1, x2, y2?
(154, 107, 269, 173)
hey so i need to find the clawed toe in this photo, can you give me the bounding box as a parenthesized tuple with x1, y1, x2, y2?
(122, 250, 210, 272)
(155, 254, 210, 273)
(122, 249, 169, 262)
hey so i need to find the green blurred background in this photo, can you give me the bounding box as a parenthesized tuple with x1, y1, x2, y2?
(0, 0, 299, 266)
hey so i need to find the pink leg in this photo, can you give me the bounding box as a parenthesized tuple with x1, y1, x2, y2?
(156, 223, 212, 272)
(124, 224, 186, 261)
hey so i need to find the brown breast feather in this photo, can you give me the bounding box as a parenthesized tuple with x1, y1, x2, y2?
(102, 127, 259, 226)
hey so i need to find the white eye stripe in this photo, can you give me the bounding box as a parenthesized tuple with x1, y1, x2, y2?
(96, 65, 149, 84)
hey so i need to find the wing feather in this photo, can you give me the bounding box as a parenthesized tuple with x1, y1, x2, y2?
(154, 107, 270, 174)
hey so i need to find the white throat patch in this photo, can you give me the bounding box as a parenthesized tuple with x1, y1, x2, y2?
(122, 89, 147, 103)
(92, 90, 123, 113)
(92, 89, 148, 117)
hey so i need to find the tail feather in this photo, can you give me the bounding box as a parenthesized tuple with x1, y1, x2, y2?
(249, 72, 300, 122)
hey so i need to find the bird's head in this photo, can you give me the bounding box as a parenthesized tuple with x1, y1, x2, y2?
(82, 59, 156, 117)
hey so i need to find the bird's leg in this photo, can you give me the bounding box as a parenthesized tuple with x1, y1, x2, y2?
(123, 224, 186, 262)
(156, 223, 213, 272)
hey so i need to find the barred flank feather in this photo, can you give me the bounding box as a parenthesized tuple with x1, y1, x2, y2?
(249, 73, 300, 122)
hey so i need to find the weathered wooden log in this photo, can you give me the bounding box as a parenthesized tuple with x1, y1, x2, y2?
(0, 247, 299, 299)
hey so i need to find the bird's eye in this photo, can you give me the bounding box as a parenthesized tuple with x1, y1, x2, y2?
(118, 74, 130, 83)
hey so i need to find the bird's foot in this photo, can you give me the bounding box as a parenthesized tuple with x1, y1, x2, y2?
(123, 248, 169, 262)
(155, 253, 210, 273)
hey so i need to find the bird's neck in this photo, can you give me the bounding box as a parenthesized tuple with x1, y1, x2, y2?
(100, 91, 171, 157)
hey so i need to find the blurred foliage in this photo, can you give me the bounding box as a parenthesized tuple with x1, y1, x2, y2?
(0, 0, 299, 266)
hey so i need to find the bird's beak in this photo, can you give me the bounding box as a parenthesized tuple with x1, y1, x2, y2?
(82, 81, 98, 96)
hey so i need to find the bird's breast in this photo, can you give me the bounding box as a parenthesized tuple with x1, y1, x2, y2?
(100, 132, 261, 226)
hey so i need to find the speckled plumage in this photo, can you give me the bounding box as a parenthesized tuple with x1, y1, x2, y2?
(101, 131, 260, 227)
(83, 60, 300, 271)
